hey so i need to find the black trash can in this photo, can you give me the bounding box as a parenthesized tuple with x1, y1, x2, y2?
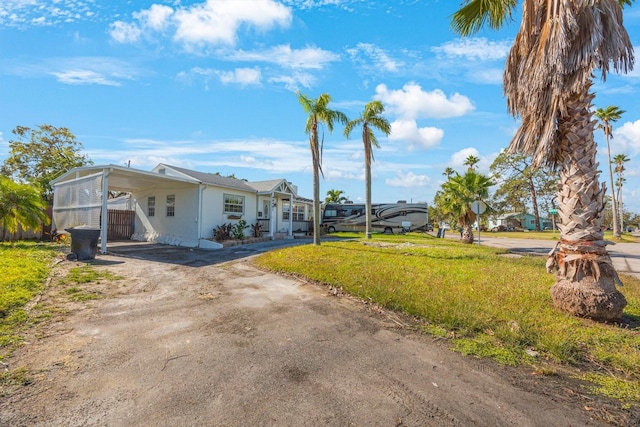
(65, 226, 101, 260)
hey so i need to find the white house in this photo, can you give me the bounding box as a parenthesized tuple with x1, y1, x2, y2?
(51, 164, 313, 253)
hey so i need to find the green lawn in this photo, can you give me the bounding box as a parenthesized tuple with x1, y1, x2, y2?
(255, 232, 640, 407)
(0, 242, 60, 351)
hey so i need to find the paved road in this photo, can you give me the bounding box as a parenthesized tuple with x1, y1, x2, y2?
(471, 233, 640, 280)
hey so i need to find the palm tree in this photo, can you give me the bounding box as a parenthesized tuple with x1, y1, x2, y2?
(595, 105, 625, 237)
(297, 92, 348, 246)
(325, 189, 348, 204)
(440, 171, 494, 243)
(0, 176, 50, 241)
(452, 1, 634, 321)
(613, 153, 630, 229)
(442, 167, 456, 179)
(344, 101, 391, 239)
(463, 155, 480, 171)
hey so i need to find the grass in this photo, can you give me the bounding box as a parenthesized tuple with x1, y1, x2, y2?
(255, 232, 640, 407)
(0, 242, 60, 350)
(0, 243, 122, 357)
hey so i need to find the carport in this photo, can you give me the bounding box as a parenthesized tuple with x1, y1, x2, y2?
(51, 165, 199, 254)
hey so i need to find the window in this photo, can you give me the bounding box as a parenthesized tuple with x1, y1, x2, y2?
(148, 196, 155, 217)
(282, 204, 290, 221)
(224, 194, 244, 214)
(292, 204, 305, 221)
(166, 194, 175, 217)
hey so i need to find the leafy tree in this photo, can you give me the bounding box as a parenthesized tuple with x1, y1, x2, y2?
(613, 153, 630, 230)
(1, 124, 92, 201)
(440, 171, 494, 244)
(595, 105, 625, 237)
(490, 151, 557, 231)
(344, 100, 391, 239)
(325, 189, 348, 204)
(452, 0, 634, 320)
(0, 177, 50, 241)
(297, 93, 348, 246)
(463, 155, 480, 171)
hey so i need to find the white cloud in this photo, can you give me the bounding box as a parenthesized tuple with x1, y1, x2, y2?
(449, 147, 491, 173)
(110, 0, 292, 48)
(49, 70, 122, 86)
(346, 42, 403, 73)
(388, 120, 443, 150)
(268, 72, 317, 91)
(432, 38, 511, 61)
(469, 68, 503, 85)
(226, 45, 339, 69)
(109, 21, 142, 43)
(385, 171, 430, 188)
(375, 82, 475, 120)
(614, 120, 640, 155)
(0, 0, 98, 28)
(134, 4, 173, 31)
(219, 67, 261, 86)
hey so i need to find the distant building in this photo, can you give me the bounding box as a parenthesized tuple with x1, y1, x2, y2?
(488, 213, 552, 231)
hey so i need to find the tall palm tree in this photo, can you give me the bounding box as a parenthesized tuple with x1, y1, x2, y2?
(595, 105, 625, 237)
(452, 1, 634, 321)
(463, 155, 480, 171)
(297, 92, 348, 246)
(0, 176, 50, 241)
(442, 167, 456, 179)
(344, 101, 391, 239)
(613, 153, 630, 229)
(440, 171, 494, 244)
(325, 189, 348, 204)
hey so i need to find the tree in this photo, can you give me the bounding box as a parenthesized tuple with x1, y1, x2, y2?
(439, 171, 494, 244)
(1, 125, 92, 201)
(0, 177, 50, 241)
(463, 155, 480, 171)
(442, 167, 456, 179)
(490, 151, 557, 231)
(344, 100, 391, 239)
(595, 106, 625, 237)
(613, 153, 630, 231)
(452, 0, 634, 320)
(325, 189, 348, 204)
(297, 93, 348, 246)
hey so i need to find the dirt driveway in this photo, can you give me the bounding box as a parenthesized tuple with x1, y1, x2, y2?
(0, 240, 630, 426)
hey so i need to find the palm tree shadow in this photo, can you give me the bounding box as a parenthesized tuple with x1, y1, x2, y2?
(618, 313, 640, 330)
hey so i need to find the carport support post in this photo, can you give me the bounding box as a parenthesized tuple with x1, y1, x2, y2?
(288, 197, 293, 237)
(100, 169, 109, 254)
(269, 193, 275, 239)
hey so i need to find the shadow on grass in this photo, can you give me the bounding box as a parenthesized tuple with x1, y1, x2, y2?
(620, 313, 640, 330)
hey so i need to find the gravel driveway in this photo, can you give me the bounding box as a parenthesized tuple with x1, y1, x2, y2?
(0, 239, 628, 426)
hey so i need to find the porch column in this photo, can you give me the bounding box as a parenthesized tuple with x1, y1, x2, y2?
(288, 196, 293, 237)
(269, 193, 275, 239)
(100, 169, 109, 254)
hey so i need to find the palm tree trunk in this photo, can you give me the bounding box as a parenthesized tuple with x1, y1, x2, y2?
(311, 131, 321, 246)
(548, 89, 626, 321)
(460, 223, 474, 244)
(606, 136, 620, 237)
(365, 148, 372, 239)
(617, 187, 624, 232)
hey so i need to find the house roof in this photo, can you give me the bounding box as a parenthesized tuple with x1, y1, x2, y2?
(246, 179, 288, 193)
(158, 164, 258, 192)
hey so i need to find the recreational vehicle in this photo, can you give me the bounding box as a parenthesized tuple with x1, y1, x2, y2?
(322, 202, 429, 234)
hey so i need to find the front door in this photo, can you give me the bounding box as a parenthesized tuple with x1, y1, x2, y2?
(263, 200, 271, 219)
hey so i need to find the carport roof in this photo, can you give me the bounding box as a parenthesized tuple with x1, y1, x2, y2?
(52, 164, 200, 192)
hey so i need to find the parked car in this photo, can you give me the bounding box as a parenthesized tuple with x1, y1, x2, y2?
(491, 225, 507, 232)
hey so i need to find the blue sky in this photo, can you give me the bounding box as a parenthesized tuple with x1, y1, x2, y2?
(2, 0, 640, 213)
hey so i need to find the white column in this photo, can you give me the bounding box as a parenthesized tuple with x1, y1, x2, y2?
(100, 169, 109, 254)
(269, 193, 274, 239)
(288, 196, 293, 237)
